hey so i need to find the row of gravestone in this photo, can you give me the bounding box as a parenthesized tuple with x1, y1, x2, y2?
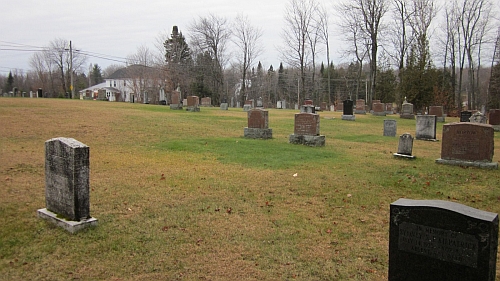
(37, 137, 499, 280)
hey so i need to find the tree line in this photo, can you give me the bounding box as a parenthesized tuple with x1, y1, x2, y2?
(1, 0, 499, 113)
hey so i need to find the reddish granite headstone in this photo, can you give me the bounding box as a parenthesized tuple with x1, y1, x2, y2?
(429, 106, 444, 117)
(248, 109, 268, 129)
(489, 109, 500, 125)
(171, 91, 180, 104)
(356, 99, 365, 111)
(187, 96, 199, 107)
(304, 99, 313, 105)
(373, 102, 384, 113)
(245, 100, 253, 105)
(320, 102, 327, 111)
(294, 113, 320, 135)
(440, 123, 494, 162)
(372, 100, 381, 104)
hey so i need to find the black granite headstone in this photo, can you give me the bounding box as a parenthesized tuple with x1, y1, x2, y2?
(343, 100, 354, 115)
(389, 199, 498, 281)
(37, 88, 43, 98)
(460, 111, 473, 122)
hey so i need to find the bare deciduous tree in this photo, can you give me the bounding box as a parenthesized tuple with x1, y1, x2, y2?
(189, 14, 231, 103)
(280, 0, 320, 104)
(232, 14, 263, 105)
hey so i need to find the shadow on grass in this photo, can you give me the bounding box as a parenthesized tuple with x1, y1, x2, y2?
(157, 137, 340, 170)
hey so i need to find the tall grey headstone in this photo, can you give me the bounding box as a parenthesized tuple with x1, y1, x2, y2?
(393, 133, 415, 159)
(416, 115, 437, 141)
(37, 137, 97, 233)
(389, 199, 498, 281)
(384, 120, 397, 137)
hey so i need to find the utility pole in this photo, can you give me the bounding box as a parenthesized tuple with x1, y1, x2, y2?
(69, 40, 74, 99)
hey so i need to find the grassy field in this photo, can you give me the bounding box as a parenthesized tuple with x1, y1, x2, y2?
(1, 98, 500, 280)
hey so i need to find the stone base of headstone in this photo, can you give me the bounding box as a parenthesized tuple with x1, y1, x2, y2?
(393, 153, 416, 159)
(289, 134, 325, 146)
(341, 115, 356, 121)
(385, 111, 394, 115)
(436, 117, 445, 122)
(435, 158, 498, 170)
(492, 125, 500, 132)
(372, 112, 387, 116)
(416, 136, 438, 141)
(186, 106, 200, 112)
(243, 105, 252, 111)
(170, 104, 182, 110)
(244, 128, 273, 139)
(220, 103, 229, 110)
(354, 110, 366, 114)
(37, 208, 98, 234)
(400, 114, 415, 119)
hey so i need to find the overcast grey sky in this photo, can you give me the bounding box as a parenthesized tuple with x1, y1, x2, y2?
(0, 0, 342, 75)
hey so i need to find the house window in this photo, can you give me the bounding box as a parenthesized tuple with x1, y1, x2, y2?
(114, 81, 116, 87)
(109, 81, 112, 87)
(124, 81, 126, 86)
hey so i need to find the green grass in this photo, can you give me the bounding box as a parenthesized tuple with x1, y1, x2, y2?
(1, 98, 500, 280)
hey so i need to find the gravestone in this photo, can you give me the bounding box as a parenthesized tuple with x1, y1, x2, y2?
(436, 122, 497, 169)
(244, 109, 272, 139)
(220, 103, 229, 110)
(300, 105, 315, 114)
(159, 88, 166, 104)
(37, 88, 43, 98)
(384, 120, 397, 137)
(400, 99, 415, 119)
(256, 98, 263, 108)
(342, 100, 355, 121)
(304, 99, 313, 105)
(470, 112, 487, 124)
(336, 102, 343, 112)
(289, 113, 325, 146)
(429, 106, 445, 122)
(320, 102, 327, 111)
(488, 109, 500, 131)
(393, 133, 415, 159)
(416, 115, 437, 141)
(389, 198, 498, 281)
(355, 99, 366, 114)
(170, 91, 182, 109)
(243, 100, 253, 111)
(385, 103, 394, 115)
(372, 102, 386, 116)
(460, 111, 472, 122)
(186, 96, 200, 112)
(37, 138, 97, 233)
(200, 97, 212, 107)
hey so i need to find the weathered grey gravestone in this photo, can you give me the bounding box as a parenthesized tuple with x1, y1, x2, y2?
(389, 198, 498, 281)
(220, 103, 229, 110)
(300, 105, 315, 114)
(37, 138, 97, 233)
(470, 112, 487, 124)
(416, 115, 437, 141)
(393, 133, 415, 159)
(244, 108, 272, 139)
(436, 122, 498, 169)
(289, 113, 325, 146)
(341, 100, 356, 121)
(400, 99, 415, 119)
(384, 120, 397, 137)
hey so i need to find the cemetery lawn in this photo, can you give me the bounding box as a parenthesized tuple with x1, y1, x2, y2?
(1, 98, 500, 281)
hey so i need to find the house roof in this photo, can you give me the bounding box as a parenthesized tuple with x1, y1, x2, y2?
(79, 82, 107, 93)
(107, 64, 158, 79)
